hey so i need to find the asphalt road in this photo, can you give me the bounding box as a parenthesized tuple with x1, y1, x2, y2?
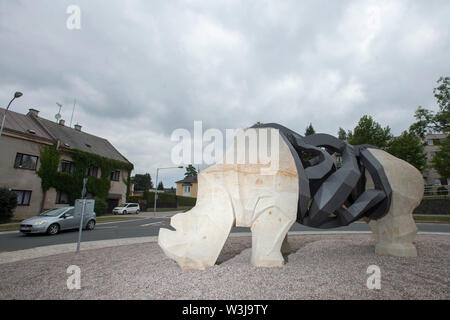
(0, 216, 449, 252)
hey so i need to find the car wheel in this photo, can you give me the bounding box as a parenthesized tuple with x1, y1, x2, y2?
(86, 220, 95, 231)
(123, 210, 127, 215)
(47, 224, 60, 235)
(136, 210, 140, 214)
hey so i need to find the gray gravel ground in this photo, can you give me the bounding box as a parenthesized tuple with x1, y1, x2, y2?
(0, 234, 448, 300)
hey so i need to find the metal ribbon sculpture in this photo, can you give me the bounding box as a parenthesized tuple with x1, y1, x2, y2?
(253, 123, 392, 229)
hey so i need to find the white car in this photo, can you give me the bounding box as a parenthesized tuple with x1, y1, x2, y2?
(112, 203, 140, 215)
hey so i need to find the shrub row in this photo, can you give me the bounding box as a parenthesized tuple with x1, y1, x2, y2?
(128, 192, 196, 209)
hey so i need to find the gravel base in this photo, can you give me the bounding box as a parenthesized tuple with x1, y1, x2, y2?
(0, 234, 448, 300)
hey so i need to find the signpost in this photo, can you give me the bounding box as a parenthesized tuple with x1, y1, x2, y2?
(76, 178, 91, 253)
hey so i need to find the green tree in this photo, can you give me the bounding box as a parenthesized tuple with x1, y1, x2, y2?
(338, 127, 347, 140)
(94, 197, 107, 215)
(157, 181, 164, 190)
(0, 188, 17, 222)
(432, 135, 450, 178)
(409, 107, 435, 138)
(409, 76, 450, 136)
(305, 123, 315, 136)
(433, 76, 450, 133)
(184, 164, 197, 178)
(347, 115, 392, 148)
(132, 173, 153, 191)
(387, 131, 427, 172)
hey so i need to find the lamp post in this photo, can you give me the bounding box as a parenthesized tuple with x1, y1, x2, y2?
(0, 92, 23, 137)
(154, 166, 183, 216)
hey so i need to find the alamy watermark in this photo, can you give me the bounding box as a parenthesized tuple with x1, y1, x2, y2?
(66, 5, 81, 30)
(66, 265, 81, 290)
(366, 265, 381, 290)
(171, 121, 280, 175)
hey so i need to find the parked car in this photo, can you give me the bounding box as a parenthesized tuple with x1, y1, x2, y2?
(112, 203, 140, 215)
(19, 207, 96, 235)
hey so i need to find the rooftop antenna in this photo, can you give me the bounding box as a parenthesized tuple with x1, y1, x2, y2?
(55, 102, 62, 123)
(69, 99, 76, 127)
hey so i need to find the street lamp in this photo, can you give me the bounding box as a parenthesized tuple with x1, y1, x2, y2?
(154, 166, 184, 216)
(0, 92, 23, 137)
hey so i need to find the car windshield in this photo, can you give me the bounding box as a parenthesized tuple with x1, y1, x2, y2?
(39, 208, 69, 217)
(116, 204, 128, 207)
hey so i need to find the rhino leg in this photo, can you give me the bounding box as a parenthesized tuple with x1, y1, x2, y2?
(365, 149, 423, 257)
(158, 184, 235, 270)
(250, 205, 296, 267)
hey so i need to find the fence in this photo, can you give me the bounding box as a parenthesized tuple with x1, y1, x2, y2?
(424, 185, 449, 196)
(128, 191, 196, 210)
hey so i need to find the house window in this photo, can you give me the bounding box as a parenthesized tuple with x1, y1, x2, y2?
(56, 190, 69, 204)
(60, 160, 75, 174)
(14, 153, 38, 170)
(447, 178, 450, 186)
(13, 190, 32, 206)
(427, 139, 433, 145)
(429, 152, 436, 158)
(423, 178, 427, 185)
(183, 185, 191, 196)
(434, 179, 441, 186)
(87, 167, 99, 178)
(110, 170, 120, 181)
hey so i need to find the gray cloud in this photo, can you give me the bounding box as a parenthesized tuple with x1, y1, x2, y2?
(1, 0, 449, 186)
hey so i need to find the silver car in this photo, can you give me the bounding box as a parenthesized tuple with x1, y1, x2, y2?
(20, 207, 96, 235)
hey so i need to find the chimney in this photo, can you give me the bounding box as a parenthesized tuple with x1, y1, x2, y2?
(74, 124, 82, 132)
(28, 108, 40, 117)
(59, 119, 65, 126)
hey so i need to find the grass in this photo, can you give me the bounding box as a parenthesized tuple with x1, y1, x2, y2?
(144, 207, 193, 213)
(413, 215, 450, 223)
(95, 216, 145, 223)
(422, 195, 450, 199)
(0, 223, 20, 231)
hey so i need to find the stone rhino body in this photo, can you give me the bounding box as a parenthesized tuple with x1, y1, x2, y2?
(159, 124, 423, 270)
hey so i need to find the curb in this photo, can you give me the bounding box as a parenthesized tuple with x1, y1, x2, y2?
(0, 231, 448, 265)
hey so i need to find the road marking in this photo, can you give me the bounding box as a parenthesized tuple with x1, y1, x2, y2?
(140, 222, 165, 227)
(96, 218, 151, 225)
(95, 226, 118, 230)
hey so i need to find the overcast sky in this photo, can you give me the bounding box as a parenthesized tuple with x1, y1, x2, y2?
(1, 0, 449, 187)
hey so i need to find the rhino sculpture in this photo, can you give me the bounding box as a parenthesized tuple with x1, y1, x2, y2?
(159, 123, 424, 270)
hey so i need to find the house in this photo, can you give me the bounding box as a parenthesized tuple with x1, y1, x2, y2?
(0, 108, 55, 218)
(0, 107, 133, 218)
(175, 176, 198, 198)
(422, 133, 449, 191)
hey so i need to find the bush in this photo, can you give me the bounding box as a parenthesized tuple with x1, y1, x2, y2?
(437, 186, 449, 196)
(0, 188, 18, 222)
(177, 195, 197, 207)
(128, 192, 196, 209)
(94, 197, 108, 215)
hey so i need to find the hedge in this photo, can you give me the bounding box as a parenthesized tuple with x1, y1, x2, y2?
(128, 191, 196, 209)
(0, 188, 17, 222)
(413, 197, 450, 215)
